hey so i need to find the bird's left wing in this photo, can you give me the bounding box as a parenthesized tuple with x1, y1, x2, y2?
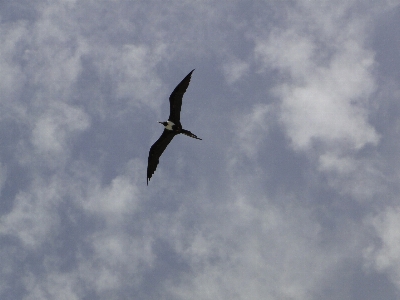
(168, 69, 195, 124)
(147, 129, 177, 184)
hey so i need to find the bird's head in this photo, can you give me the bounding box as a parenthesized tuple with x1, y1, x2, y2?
(158, 122, 168, 127)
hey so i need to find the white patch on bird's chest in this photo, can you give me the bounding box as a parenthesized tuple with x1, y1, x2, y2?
(165, 120, 175, 130)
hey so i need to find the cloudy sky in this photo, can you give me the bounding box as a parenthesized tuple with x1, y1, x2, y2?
(1, 0, 400, 299)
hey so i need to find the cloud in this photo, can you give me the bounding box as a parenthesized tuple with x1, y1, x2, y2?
(94, 44, 167, 111)
(0, 177, 63, 249)
(79, 159, 143, 220)
(164, 192, 363, 300)
(231, 103, 273, 159)
(250, 0, 388, 202)
(222, 57, 250, 84)
(23, 271, 81, 300)
(0, 22, 29, 121)
(31, 103, 90, 157)
(254, 24, 379, 153)
(1, 0, 400, 299)
(364, 206, 400, 290)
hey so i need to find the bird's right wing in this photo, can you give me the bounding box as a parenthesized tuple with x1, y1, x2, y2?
(168, 69, 195, 124)
(147, 129, 177, 184)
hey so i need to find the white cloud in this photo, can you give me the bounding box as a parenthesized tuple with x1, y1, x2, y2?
(165, 192, 360, 300)
(80, 169, 141, 220)
(255, 30, 315, 79)
(364, 207, 400, 289)
(0, 22, 29, 121)
(231, 103, 273, 159)
(251, 0, 388, 201)
(255, 27, 379, 153)
(222, 57, 250, 84)
(31, 103, 90, 154)
(0, 178, 63, 249)
(96, 43, 167, 110)
(0, 0, 399, 299)
(80, 231, 155, 292)
(23, 271, 81, 300)
(25, 5, 88, 100)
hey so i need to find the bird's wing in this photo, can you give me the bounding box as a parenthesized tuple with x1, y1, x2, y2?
(168, 69, 195, 124)
(147, 129, 177, 184)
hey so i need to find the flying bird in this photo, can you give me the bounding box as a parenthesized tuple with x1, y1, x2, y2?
(147, 69, 201, 185)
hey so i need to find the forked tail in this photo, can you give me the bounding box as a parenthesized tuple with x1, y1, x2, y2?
(181, 129, 202, 140)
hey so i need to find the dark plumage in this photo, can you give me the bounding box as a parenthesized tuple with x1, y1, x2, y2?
(147, 69, 201, 185)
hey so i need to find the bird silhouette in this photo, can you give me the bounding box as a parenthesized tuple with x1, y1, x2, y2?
(147, 69, 201, 185)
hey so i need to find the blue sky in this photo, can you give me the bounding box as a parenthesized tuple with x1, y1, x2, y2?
(1, 0, 400, 299)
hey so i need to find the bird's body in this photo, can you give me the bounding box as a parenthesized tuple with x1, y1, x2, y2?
(147, 69, 201, 185)
(163, 120, 175, 131)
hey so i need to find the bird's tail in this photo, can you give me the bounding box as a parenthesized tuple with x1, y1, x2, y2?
(181, 129, 202, 140)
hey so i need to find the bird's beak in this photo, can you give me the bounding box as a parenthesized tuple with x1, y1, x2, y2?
(158, 122, 163, 125)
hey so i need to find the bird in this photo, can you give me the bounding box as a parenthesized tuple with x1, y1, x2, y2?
(147, 69, 202, 185)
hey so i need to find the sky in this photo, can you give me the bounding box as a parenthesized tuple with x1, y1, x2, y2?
(1, 0, 400, 299)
